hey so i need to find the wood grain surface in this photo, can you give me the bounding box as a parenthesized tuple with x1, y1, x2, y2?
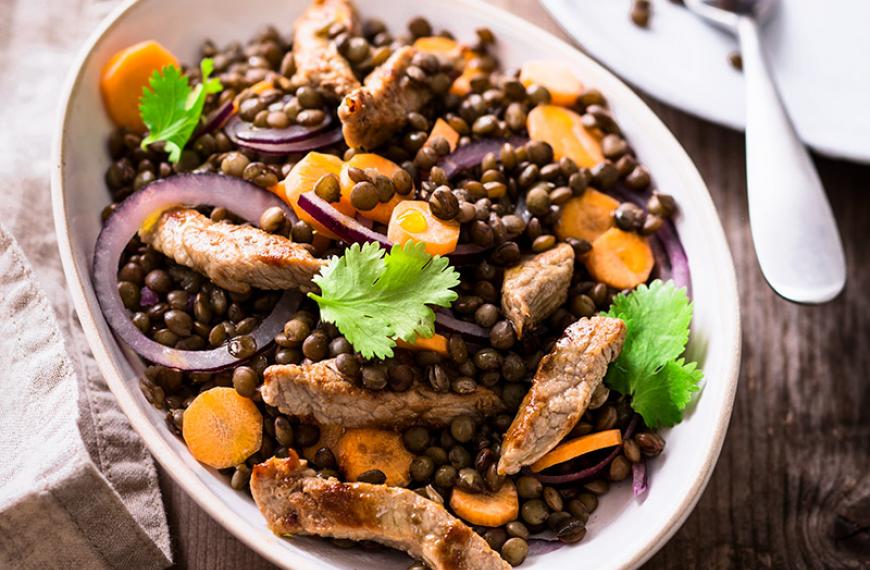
(149, 1, 869, 567)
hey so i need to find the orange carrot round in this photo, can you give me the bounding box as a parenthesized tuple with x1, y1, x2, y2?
(100, 40, 179, 132)
(335, 428, 414, 487)
(339, 154, 412, 224)
(450, 480, 519, 527)
(182, 387, 263, 469)
(520, 60, 584, 107)
(585, 227, 655, 290)
(555, 188, 620, 243)
(530, 429, 623, 473)
(527, 105, 604, 168)
(281, 152, 354, 239)
(387, 201, 460, 256)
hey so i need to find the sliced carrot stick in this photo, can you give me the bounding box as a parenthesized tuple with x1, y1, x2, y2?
(530, 429, 623, 473)
(338, 154, 412, 224)
(232, 79, 275, 113)
(519, 60, 584, 107)
(413, 36, 462, 59)
(387, 201, 460, 256)
(426, 118, 460, 152)
(527, 104, 604, 168)
(100, 40, 179, 132)
(335, 428, 414, 486)
(182, 387, 263, 469)
(450, 480, 519, 527)
(555, 188, 620, 243)
(450, 50, 484, 96)
(585, 227, 654, 290)
(396, 333, 449, 355)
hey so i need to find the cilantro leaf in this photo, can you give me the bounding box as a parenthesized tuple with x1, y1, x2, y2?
(630, 359, 702, 428)
(605, 280, 693, 394)
(139, 58, 222, 163)
(309, 242, 460, 359)
(604, 280, 702, 428)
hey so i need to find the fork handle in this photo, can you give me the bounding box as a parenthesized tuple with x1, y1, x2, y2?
(738, 16, 846, 303)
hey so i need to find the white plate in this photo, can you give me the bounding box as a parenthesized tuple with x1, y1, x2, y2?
(542, 0, 870, 163)
(51, 0, 741, 568)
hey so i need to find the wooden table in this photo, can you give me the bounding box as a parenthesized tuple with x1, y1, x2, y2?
(160, 1, 870, 567)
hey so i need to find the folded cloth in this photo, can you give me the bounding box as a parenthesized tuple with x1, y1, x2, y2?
(0, 225, 172, 569)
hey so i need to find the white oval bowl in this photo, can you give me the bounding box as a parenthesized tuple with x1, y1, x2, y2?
(52, 0, 741, 568)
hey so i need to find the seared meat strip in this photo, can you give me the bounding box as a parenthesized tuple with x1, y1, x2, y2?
(292, 0, 360, 100)
(339, 46, 433, 150)
(501, 243, 574, 338)
(497, 316, 626, 475)
(251, 454, 510, 570)
(261, 359, 504, 428)
(140, 208, 325, 294)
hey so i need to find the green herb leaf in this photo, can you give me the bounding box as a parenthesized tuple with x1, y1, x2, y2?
(309, 242, 460, 359)
(139, 58, 222, 163)
(605, 280, 701, 428)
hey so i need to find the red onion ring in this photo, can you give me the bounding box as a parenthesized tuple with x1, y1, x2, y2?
(437, 136, 529, 180)
(224, 116, 342, 155)
(93, 173, 301, 371)
(632, 458, 648, 497)
(200, 99, 235, 134)
(434, 309, 489, 341)
(533, 415, 639, 485)
(297, 191, 392, 249)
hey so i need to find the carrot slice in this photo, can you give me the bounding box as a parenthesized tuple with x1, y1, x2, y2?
(519, 60, 584, 107)
(555, 188, 620, 243)
(232, 79, 275, 113)
(335, 428, 413, 486)
(182, 387, 263, 469)
(530, 429, 623, 473)
(450, 50, 484, 96)
(387, 201, 460, 256)
(100, 40, 179, 132)
(281, 152, 354, 239)
(450, 480, 519, 527)
(426, 118, 460, 152)
(527, 105, 604, 168)
(396, 333, 449, 355)
(413, 36, 462, 59)
(302, 424, 346, 463)
(585, 227, 654, 290)
(339, 154, 412, 224)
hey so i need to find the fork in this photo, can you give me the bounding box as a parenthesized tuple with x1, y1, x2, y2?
(684, 0, 846, 304)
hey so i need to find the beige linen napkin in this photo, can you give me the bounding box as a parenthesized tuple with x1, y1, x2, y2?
(0, 0, 171, 567)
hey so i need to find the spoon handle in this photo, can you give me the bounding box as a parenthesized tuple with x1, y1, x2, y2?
(738, 16, 846, 303)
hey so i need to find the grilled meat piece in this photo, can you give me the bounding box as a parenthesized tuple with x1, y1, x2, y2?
(261, 359, 505, 428)
(251, 453, 510, 570)
(497, 316, 626, 475)
(501, 243, 574, 338)
(292, 0, 361, 100)
(140, 208, 325, 294)
(339, 46, 433, 150)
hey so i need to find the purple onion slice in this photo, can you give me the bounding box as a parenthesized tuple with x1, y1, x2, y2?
(200, 99, 235, 135)
(93, 173, 301, 371)
(297, 191, 392, 250)
(434, 309, 489, 342)
(632, 459, 648, 497)
(224, 115, 343, 155)
(437, 136, 529, 180)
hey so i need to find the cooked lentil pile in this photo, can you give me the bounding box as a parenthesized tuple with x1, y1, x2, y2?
(99, 11, 690, 569)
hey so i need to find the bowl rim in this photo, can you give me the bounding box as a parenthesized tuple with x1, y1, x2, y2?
(51, 0, 742, 568)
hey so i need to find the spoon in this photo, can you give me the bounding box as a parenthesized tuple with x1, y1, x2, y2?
(684, 0, 846, 303)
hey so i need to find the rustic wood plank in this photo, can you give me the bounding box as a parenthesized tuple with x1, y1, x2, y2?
(158, 1, 870, 568)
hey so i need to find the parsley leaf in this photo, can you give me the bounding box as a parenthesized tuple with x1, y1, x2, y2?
(139, 58, 222, 163)
(309, 242, 460, 359)
(605, 280, 702, 428)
